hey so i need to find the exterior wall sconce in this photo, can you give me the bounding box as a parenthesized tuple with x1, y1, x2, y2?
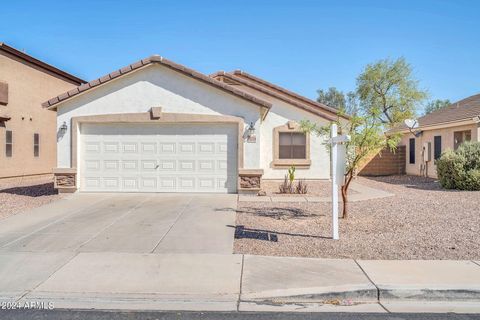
(247, 122, 256, 143)
(60, 121, 68, 134)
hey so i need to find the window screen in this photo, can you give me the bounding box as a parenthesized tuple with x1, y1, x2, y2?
(279, 132, 306, 159)
(409, 138, 415, 164)
(434, 136, 442, 160)
(34, 133, 39, 157)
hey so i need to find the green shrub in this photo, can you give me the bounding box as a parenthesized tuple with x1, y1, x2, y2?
(436, 142, 480, 190)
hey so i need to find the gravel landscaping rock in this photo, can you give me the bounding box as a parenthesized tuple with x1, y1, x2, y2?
(0, 176, 65, 219)
(235, 175, 480, 260)
(261, 180, 358, 197)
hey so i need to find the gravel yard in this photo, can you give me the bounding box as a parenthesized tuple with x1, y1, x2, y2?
(261, 179, 358, 197)
(235, 175, 480, 259)
(0, 175, 65, 219)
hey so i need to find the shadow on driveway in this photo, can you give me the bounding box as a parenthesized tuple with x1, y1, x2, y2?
(0, 182, 58, 197)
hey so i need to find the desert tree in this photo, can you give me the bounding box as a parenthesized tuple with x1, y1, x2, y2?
(302, 109, 400, 219)
(356, 57, 427, 127)
(424, 99, 451, 115)
(317, 87, 358, 115)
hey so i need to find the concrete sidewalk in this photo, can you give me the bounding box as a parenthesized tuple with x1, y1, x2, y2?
(239, 181, 394, 202)
(1, 252, 479, 313)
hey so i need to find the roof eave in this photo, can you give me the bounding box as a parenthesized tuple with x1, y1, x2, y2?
(388, 117, 480, 134)
(211, 71, 338, 122)
(0, 43, 85, 85)
(229, 70, 350, 120)
(43, 57, 272, 111)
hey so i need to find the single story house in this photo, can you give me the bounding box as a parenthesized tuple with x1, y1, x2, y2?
(43, 55, 348, 193)
(389, 94, 480, 178)
(0, 43, 85, 179)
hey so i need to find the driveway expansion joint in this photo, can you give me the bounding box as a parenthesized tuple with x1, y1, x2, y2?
(15, 252, 79, 303)
(76, 195, 154, 251)
(237, 254, 245, 311)
(353, 259, 383, 307)
(149, 197, 194, 253)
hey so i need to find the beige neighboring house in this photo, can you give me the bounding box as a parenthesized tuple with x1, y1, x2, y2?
(0, 43, 85, 179)
(390, 94, 480, 178)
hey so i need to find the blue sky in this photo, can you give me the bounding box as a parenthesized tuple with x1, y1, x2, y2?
(1, 0, 478, 112)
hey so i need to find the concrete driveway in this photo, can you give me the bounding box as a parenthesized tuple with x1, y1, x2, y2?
(0, 193, 240, 307)
(0, 193, 237, 254)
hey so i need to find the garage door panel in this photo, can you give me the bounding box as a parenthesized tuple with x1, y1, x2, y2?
(179, 143, 195, 153)
(159, 160, 175, 171)
(122, 178, 138, 190)
(104, 177, 120, 190)
(179, 177, 195, 189)
(104, 142, 119, 153)
(104, 160, 119, 171)
(141, 142, 157, 153)
(80, 123, 237, 193)
(141, 177, 158, 189)
(141, 160, 157, 171)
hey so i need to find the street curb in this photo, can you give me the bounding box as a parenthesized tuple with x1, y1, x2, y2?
(240, 286, 378, 304)
(378, 288, 480, 301)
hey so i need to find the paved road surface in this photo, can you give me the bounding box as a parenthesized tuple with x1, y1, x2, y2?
(1, 310, 480, 320)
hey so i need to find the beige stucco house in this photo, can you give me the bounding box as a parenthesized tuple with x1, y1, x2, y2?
(0, 43, 85, 179)
(390, 94, 480, 178)
(43, 55, 348, 193)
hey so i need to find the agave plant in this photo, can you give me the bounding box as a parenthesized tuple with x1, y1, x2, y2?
(287, 166, 295, 184)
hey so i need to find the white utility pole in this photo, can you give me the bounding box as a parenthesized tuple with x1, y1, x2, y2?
(330, 123, 339, 240)
(329, 123, 350, 240)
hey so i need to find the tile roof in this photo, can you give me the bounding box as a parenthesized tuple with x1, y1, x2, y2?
(227, 70, 349, 120)
(390, 93, 480, 132)
(42, 55, 272, 110)
(211, 72, 337, 121)
(0, 42, 85, 85)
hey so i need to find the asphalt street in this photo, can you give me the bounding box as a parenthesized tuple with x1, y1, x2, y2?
(1, 310, 480, 320)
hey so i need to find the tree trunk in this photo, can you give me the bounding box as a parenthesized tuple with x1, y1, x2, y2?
(341, 184, 348, 219)
(341, 172, 354, 219)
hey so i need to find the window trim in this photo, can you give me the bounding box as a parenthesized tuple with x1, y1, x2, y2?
(272, 121, 311, 168)
(409, 138, 415, 164)
(5, 130, 12, 157)
(34, 133, 39, 157)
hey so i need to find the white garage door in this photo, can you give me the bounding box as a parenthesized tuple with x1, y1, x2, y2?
(79, 123, 237, 193)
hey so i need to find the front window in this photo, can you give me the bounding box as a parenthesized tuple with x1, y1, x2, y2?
(454, 130, 471, 150)
(409, 138, 415, 164)
(5, 130, 12, 157)
(434, 136, 442, 160)
(279, 132, 306, 159)
(34, 133, 39, 157)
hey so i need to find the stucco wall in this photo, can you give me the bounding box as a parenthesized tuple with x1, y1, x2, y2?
(229, 84, 332, 180)
(399, 123, 480, 178)
(0, 51, 79, 178)
(56, 64, 262, 169)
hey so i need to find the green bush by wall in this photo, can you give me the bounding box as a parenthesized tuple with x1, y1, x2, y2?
(436, 142, 480, 191)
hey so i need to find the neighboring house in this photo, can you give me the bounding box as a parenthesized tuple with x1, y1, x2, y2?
(0, 43, 85, 179)
(389, 94, 480, 178)
(43, 55, 347, 193)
